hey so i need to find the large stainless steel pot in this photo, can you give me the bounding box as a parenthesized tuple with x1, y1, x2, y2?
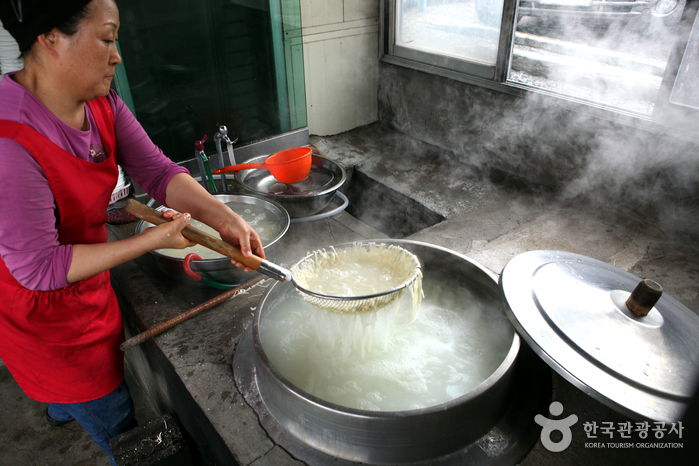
(234, 154, 346, 219)
(234, 241, 699, 465)
(235, 240, 542, 465)
(135, 194, 289, 288)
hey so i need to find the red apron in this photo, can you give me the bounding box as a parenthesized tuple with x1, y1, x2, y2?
(0, 97, 125, 403)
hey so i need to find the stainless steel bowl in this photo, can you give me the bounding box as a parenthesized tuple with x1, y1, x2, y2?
(135, 194, 289, 288)
(247, 240, 521, 464)
(234, 154, 346, 219)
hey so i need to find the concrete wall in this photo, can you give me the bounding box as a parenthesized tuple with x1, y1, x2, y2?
(377, 62, 699, 238)
(301, 0, 380, 136)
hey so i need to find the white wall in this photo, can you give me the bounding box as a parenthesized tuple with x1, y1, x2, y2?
(300, 0, 380, 136)
(0, 19, 23, 80)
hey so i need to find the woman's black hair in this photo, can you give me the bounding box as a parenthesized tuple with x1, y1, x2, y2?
(21, 2, 92, 57)
(55, 3, 92, 37)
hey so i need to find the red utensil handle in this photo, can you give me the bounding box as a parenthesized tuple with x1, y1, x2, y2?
(214, 163, 267, 174)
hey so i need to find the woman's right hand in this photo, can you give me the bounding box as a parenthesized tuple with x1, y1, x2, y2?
(142, 211, 196, 251)
(67, 211, 196, 285)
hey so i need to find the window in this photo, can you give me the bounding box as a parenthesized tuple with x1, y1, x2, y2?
(390, 0, 509, 78)
(395, 0, 504, 67)
(386, 0, 695, 119)
(113, 0, 306, 163)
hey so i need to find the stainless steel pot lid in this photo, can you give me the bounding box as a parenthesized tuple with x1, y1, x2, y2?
(237, 162, 335, 196)
(500, 250, 699, 423)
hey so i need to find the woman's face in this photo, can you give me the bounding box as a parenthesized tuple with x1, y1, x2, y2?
(56, 0, 121, 101)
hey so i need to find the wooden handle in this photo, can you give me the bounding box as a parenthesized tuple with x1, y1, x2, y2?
(120, 275, 265, 351)
(125, 199, 264, 270)
(626, 279, 663, 317)
(214, 163, 267, 174)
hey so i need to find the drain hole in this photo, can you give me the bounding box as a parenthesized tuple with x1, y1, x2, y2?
(344, 171, 444, 238)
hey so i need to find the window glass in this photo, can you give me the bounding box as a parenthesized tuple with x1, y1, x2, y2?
(114, 0, 306, 163)
(507, 0, 687, 115)
(395, 0, 505, 66)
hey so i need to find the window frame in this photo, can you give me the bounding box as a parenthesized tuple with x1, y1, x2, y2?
(388, 0, 519, 79)
(381, 0, 521, 92)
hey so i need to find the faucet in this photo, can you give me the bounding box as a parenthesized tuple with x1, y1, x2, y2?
(195, 135, 216, 193)
(214, 125, 238, 193)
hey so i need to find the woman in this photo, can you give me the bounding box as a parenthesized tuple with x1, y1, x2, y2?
(0, 0, 265, 463)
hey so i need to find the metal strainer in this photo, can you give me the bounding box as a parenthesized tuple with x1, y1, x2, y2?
(125, 200, 422, 314)
(288, 242, 423, 314)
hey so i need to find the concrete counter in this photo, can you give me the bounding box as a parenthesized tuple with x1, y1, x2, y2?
(108, 124, 698, 466)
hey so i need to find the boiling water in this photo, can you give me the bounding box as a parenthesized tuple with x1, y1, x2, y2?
(259, 268, 513, 411)
(155, 201, 283, 259)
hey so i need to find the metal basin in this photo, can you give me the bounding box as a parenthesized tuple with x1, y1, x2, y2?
(235, 154, 346, 218)
(135, 194, 289, 287)
(249, 240, 521, 464)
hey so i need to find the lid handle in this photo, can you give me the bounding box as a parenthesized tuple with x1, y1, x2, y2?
(626, 279, 663, 317)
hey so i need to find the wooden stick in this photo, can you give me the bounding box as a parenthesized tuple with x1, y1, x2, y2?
(125, 199, 264, 270)
(120, 275, 265, 351)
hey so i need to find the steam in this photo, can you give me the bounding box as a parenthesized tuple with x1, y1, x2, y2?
(511, 12, 683, 115)
(376, 5, 699, 240)
(510, 13, 699, 236)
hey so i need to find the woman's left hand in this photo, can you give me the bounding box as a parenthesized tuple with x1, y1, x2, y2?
(163, 173, 267, 272)
(216, 214, 266, 272)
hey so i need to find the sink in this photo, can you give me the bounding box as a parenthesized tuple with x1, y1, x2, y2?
(343, 171, 444, 238)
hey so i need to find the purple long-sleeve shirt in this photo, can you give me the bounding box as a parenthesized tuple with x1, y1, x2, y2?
(0, 72, 188, 291)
